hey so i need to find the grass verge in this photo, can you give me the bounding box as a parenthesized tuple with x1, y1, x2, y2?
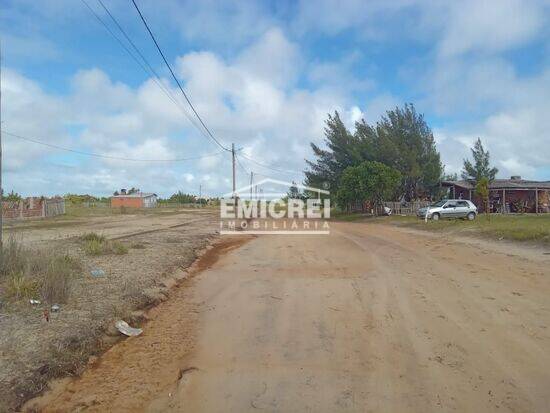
(384, 214, 550, 245)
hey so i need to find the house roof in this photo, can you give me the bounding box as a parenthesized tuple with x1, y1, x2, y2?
(442, 179, 550, 190)
(112, 192, 157, 198)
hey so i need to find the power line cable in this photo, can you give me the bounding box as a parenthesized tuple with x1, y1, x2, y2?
(80, 0, 211, 146)
(239, 153, 302, 176)
(235, 153, 250, 175)
(130, 0, 230, 152)
(2, 130, 224, 162)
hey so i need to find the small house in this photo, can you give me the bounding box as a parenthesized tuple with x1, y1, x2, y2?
(441, 176, 550, 213)
(111, 191, 158, 208)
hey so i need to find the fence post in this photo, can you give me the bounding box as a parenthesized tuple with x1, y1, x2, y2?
(42, 199, 46, 218)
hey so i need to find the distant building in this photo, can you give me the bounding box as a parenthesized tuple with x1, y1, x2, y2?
(111, 192, 158, 208)
(441, 176, 550, 213)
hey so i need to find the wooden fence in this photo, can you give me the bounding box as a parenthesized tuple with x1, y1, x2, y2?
(44, 198, 66, 217)
(383, 201, 431, 215)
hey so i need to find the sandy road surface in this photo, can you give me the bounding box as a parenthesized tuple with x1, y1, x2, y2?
(27, 222, 550, 412)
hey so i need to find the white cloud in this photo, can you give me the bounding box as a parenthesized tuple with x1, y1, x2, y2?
(2, 28, 359, 197)
(438, 0, 545, 57)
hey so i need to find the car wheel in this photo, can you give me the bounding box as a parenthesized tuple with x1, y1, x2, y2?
(432, 213, 440, 221)
(467, 212, 476, 221)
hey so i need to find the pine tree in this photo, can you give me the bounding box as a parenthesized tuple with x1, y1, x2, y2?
(287, 182, 302, 200)
(374, 104, 443, 200)
(305, 111, 363, 194)
(461, 138, 498, 182)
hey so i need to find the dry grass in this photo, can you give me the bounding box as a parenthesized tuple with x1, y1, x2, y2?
(4, 273, 39, 301)
(130, 242, 146, 249)
(41, 255, 82, 304)
(0, 212, 218, 411)
(81, 233, 128, 256)
(1, 236, 82, 304)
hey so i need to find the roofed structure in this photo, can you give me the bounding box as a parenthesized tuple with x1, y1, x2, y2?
(441, 176, 550, 213)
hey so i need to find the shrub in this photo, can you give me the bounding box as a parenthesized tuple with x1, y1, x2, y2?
(83, 238, 106, 256)
(0, 235, 27, 278)
(41, 255, 82, 303)
(5, 273, 39, 300)
(80, 233, 128, 256)
(112, 241, 128, 255)
(0, 236, 82, 303)
(80, 232, 106, 243)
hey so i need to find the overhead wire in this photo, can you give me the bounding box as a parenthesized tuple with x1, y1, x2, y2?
(238, 153, 302, 176)
(83, 0, 304, 176)
(130, 0, 230, 152)
(2, 130, 224, 162)
(80, 0, 215, 149)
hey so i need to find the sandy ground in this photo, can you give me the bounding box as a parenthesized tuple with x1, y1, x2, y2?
(0, 209, 219, 411)
(25, 222, 550, 412)
(4, 208, 216, 245)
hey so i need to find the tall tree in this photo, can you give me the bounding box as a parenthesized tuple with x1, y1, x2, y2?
(305, 112, 364, 194)
(287, 182, 302, 200)
(374, 104, 443, 200)
(461, 138, 498, 181)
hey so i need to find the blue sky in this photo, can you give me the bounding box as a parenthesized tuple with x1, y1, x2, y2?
(1, 0, 550, 197)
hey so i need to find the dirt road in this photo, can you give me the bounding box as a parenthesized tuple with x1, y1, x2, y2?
(26, 222, 550, 412)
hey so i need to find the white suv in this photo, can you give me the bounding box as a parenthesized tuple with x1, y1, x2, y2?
(417, 199, 478, 221)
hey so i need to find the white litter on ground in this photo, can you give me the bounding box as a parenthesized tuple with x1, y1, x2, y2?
(115, 320, 143, 336)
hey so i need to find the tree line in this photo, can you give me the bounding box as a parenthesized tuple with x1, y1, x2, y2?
(304, 103, 498, 212)
(304, 104, 442, 211)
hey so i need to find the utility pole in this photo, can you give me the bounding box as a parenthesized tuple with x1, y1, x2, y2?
(199, 184, 202, 208)
(0, 39, 3, 251)
(231, 143, 236, 198)
(250, 171, 253, 200)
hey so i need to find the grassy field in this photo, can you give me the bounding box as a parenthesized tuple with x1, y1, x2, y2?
(330, 211, 550, 245)
(387, 214, 550, 245)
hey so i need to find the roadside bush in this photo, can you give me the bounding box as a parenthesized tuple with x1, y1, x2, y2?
(83, 238, 106, 256)
(41, 255, 82, 303)
(80, 232, 106, 243)
(5, 273, 39, 300)
(112, 241, 128, 255)
(0, 235, 81, 303)
(0, 235, 27, 278)
(80, 232, 128, 256)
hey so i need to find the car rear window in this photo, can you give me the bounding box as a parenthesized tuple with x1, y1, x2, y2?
(457, 201, 469, 207)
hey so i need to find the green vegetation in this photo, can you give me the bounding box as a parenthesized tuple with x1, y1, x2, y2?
(64, 193, 110, 204)
(157, 191, 213, 206)
(387, 214, 550, 244)
(80, 233, 128, 256)
(475, 177, 490, 218)
(462, 138, 498, 181)
(0, 236, 81, 303)
(337, 161, 401, 212)
(306, 104, 443, 203)
(331, 210, 372, 222)
(2, 190, 23, 202)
